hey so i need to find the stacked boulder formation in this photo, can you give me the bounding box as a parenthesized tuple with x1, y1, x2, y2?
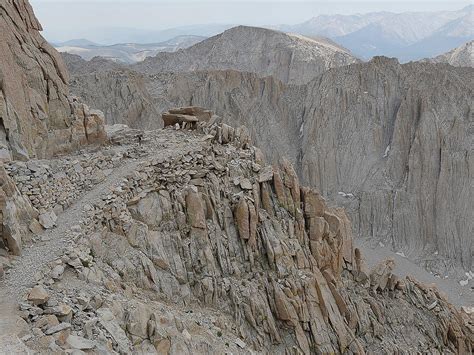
(162, 106, 214, 129)
(1, 110, 471, 353)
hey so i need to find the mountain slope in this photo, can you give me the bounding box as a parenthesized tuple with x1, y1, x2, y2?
(1, 1, 472, 353)
(63, 54, 160, 129)
(277, 12, 390, 38)
(56, 35, 206, 64)
(399, 13, 474, 61)
(2, 117, 473, 353)
(429, 40, 473, 67)
(67, 56, 474, 275)
(135, 25, 359, 85)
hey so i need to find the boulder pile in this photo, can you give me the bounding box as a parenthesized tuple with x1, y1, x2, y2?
(162, 106, 214, 129)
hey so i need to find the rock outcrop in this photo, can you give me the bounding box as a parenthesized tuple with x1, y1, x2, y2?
(0, 165, 36, 255)
(66, 57, 474, 274)
(63, 54, 160, 130)
(1, 1, 472, 352)
(429, 40, 473, 67)
(298, 58, 474, 273)
(134, 25, 359, 85)
(2, 116, 472, 354)
(0, 0, 106, 160)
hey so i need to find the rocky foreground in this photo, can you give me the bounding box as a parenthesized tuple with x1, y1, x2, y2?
(1, 109, 473, 354)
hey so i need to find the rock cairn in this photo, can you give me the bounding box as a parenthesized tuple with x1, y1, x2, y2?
(162, 106, 214, 130)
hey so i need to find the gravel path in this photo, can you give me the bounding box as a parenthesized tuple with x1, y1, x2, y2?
(0, 129, 198, 347)
(0, 157, 143, 347)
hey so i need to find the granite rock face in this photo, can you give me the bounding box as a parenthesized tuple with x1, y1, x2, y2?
(298, 58, 474, 272)
(134, 25, 360, 85)
(0, 0, 106, 160)
(63, 54, 160, 130)
(0, 165, 36, 255)
(67, 57, 474, 273)
(4, 119, 472, 354)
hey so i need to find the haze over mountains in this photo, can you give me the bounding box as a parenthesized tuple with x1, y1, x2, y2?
(55, 35, 206, 64)
(54, 5, 473, 63)
(279, 5, 473, 61)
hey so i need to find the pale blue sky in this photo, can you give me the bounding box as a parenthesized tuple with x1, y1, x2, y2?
(30, 1, 471, 43)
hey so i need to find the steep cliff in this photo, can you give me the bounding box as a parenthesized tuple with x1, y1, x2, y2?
(67, 57, 474, 274)
(134, 25, 359, 85)
(63, 54, 160, 129)
(0, 0, 106, 160)
(1, 117, 472, 353)
(299, 58, 474, 272)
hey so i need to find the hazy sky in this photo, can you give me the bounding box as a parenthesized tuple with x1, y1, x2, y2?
(30, 0, 471, 43)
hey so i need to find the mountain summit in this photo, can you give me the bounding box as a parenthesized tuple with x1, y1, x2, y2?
(135, 25, 359, 85)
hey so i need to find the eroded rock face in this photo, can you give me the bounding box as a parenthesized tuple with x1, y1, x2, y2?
(0, 164, 36, 255)
(16, 121, 473, 354)
(4, 118, 473, 354)
(135, 25, 360, 85)
(66, 56, 473, 273)
(299, 58, 474, 272)
(63, 53, 160, 130)
(0, 0, 106, 160)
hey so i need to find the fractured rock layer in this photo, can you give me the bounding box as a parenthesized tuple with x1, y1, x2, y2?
(66, 55, 474, 272)
(0, 0, 106, 160)
(3, 120, 472, 353)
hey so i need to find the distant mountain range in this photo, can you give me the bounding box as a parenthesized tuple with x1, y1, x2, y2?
(53, 24, 234, 45)
(54, 6, 473, 63)
(134, 26, 359, 85)
(278, 5, 473, 61)
(54, 35, 207, 63)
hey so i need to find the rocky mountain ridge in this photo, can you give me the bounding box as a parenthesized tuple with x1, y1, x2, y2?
(1, 110, 472, 353)
(428, 40, 473, 67)
(134, 25, 360, 85)
(65, 53, 474, 277)
(0, 1, 473, 353)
